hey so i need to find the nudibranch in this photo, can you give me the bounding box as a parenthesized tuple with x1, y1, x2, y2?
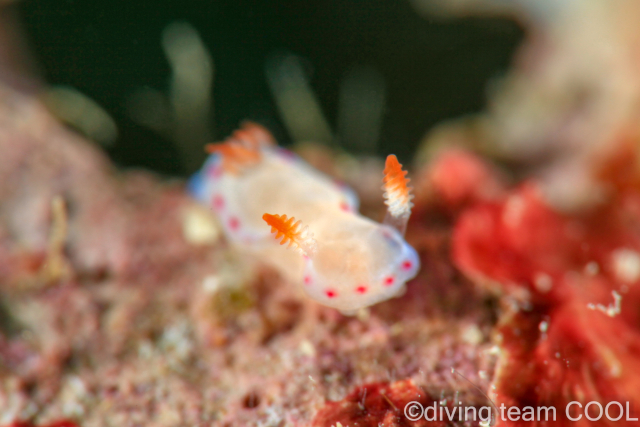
(190, 122, 420, 312)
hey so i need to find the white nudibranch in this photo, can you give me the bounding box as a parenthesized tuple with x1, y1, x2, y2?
(190, 122, 420, 312)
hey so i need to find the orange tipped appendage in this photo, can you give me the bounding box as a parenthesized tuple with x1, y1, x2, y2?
(262, 213, 317, 257)
(205, 141, 261, 174)
(204, 123, 276, 174)
(382, 155, 414, 218)
(232, 121, 276, 149)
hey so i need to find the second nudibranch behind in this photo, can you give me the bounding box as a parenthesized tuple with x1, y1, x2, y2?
(190, 123, 420, 312)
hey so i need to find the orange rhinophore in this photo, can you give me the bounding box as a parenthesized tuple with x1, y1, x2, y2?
(262, 213, 317, 257)
(205, 141, 261, 174)
(382, 154, 414, 218)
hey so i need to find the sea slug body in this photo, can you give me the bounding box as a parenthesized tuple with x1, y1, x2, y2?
(190, 122, 420, 312)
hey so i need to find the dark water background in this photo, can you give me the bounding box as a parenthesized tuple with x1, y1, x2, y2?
(18, 0, 522, 176)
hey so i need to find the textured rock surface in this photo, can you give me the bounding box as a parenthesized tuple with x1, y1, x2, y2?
(0, 86, 497, 426)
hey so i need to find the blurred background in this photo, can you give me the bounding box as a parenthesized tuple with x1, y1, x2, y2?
(16, 0, 521, 176)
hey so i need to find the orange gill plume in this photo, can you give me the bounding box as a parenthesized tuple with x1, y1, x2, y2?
(262, 213, 318, 257)
(382, 155, 414, 236)
(232, 121, 276, 149)
(205, 140, 261, 174)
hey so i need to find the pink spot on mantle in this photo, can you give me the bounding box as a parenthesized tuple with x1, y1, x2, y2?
(228, 217, 240, 231)
(355, 285, 368, 294)
(304, 275, 312, 285)
(278, 148, 297, 161)
(212, 194, 225, 210)
(401, 261, 413, 271)
(207, 164, 223, 179)
(384, 276, 395, 286)
(339, 201, 351, 212)
(325, 289, 337, 298)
